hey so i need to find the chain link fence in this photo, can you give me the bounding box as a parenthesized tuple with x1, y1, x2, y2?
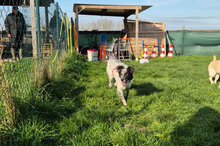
(0, 0, 74, 127)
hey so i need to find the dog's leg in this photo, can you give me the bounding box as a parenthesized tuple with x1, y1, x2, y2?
(214, 74, 219, 84)
(209, 76, 214, 84)
(114, 82, 117, 87)
(117, 88, 127, 106)
(125, 88, 129, 101)
(108, 75, 113, 88)
(208, 67, 215, 84)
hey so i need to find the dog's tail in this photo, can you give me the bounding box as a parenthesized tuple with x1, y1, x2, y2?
(213, 55, 216, 61)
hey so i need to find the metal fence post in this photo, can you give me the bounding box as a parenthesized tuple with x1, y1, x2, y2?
(71, 17, 74, 53)
(36, 0, 41, 66)
(56, 2, 60, 57)
(182, 30, 185, 55)
(65, 15, 68, 52)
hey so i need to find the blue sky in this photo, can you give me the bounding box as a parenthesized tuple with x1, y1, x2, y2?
(56, 0, 220, 30)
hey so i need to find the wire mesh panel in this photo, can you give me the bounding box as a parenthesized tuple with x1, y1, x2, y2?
(0, 0, 73, 127)
(0, 1, 34, 126)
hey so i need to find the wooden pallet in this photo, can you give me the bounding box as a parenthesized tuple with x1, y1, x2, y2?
(41, 43, 53, 59)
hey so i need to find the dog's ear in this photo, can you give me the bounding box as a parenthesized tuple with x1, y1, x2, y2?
(117, 65, 124, 71)
(127, 66, 135, 74)
(117, 66, 124, 75)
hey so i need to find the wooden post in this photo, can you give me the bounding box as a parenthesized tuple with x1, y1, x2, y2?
(36, 0, 41, 63)
(135, 8, 139, 61)
(164, 23, 166, 54)
(123, 17, 128, 38)
(30, 0, 37, 58)
(45, 6, 49, 43)
(56, 2, 59, 54)
(182, 26, 185, 30)
(166, 32, 170, 46)
(74, 6, 79, 52)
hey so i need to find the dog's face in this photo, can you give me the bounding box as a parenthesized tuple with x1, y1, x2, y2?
(117, 66, 135, 84)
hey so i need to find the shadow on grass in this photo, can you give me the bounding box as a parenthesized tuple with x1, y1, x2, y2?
(28, 53, 88, 121)
(169, 106, 220, 145)
(4, 53, 89, 141)
(132, 82, 163, 96)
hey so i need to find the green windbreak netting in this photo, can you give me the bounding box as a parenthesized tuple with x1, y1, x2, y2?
(79, 31, 121, 53)
(167, 30, 220, 55)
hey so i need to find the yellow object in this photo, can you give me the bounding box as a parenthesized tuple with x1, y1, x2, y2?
(156, 47, 158, 56)
(52, 50, 58, 63)
(60, 14, 72, 53)
(53, 13, 73, 63)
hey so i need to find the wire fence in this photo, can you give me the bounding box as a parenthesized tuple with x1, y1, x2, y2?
(0, 0, 75, 127)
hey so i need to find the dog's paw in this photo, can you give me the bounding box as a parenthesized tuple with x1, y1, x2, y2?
(109, 83, 112, 88)
(121, 99, 127, 106)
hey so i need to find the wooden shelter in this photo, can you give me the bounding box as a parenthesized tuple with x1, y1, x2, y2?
(73, 4, 152, 61)
(127, 19, 166, 57)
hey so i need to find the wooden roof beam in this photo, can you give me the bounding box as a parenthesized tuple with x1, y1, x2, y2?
(74, 4, 142, 11)
(101, 9, 107, 16)
(124, 10, 135, 17)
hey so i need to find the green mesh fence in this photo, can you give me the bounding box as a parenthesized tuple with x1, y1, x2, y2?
(0, 0, 74, 126)
(78, 31, 121, 53)
(167, 30, 220, 55)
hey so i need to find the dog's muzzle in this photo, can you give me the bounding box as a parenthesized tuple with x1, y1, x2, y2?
(121, 79, 127, 86)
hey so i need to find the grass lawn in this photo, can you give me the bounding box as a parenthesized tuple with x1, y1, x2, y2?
(0, 65, 2, 94)
(1, 55, 220, 145)
(78, 55, 220, 145)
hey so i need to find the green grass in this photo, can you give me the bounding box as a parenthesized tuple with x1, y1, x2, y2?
(1, 54, 220, 145)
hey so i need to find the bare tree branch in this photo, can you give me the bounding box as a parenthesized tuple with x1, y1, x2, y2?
(79, 18, 122, 31)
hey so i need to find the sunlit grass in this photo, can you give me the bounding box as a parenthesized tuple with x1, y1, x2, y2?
(1, 54, 220, 145)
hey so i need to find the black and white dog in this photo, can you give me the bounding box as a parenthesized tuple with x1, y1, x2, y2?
(106, 56, 135, 106)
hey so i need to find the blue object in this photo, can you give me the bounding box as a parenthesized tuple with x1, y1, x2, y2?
(142, 40, 145, 54)
(157, 38, 160, 55)
(143, 38, 160, 57)
(2, 42, 9, 45)
(101, 33, 106, 45)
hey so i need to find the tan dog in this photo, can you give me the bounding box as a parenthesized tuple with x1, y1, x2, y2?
(208, 55, 220, 84)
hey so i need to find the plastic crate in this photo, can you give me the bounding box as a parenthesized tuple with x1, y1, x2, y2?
(87, 49, 98, 61)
